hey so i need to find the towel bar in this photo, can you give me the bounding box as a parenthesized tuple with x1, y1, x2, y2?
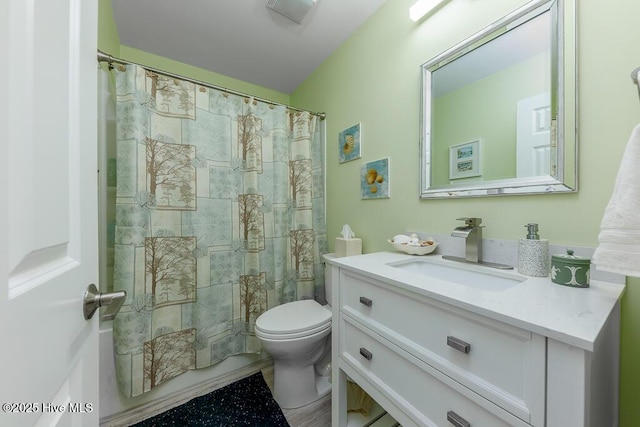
(632, 67, 640, 102)
(632, 67, 640, 84)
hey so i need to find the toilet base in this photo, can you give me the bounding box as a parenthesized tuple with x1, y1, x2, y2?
(273, 362, 332, 409)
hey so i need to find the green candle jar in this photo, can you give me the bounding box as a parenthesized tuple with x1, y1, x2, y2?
(551, 249, 590, 288)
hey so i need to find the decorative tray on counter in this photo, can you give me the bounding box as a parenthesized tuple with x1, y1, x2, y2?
(387, 234, 438, 256)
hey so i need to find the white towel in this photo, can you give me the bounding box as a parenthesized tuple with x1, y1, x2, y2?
(593, 124, 640, 277)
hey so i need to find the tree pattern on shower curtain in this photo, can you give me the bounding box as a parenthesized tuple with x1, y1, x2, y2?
(112, 65, 327, 398)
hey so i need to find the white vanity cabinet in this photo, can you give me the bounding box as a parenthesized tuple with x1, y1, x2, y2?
(327, 252, 624, 427)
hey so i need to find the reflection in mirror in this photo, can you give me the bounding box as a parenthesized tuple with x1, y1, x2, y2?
(420, 0, 577, 198)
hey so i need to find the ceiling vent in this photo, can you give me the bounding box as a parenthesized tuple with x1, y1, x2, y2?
(266, 0, 319, 24)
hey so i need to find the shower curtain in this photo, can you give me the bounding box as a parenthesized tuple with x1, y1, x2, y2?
(112, 65, 327, 398)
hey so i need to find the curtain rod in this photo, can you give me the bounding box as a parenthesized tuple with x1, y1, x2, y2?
(97, 50, 326, 120)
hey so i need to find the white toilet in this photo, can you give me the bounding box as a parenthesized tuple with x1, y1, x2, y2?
(255, 274, 333, 409)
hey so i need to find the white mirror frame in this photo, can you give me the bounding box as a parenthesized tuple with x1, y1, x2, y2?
(419, 0, 577, 199)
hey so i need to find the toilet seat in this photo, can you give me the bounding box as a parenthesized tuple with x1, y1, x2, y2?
(255, 299, 331, 340)
(256, 322, 331, 341)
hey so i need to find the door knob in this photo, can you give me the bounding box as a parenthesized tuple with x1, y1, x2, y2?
(83, 283, 126, 321)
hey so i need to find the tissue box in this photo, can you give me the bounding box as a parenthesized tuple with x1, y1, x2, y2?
(335, 238, 362, 257)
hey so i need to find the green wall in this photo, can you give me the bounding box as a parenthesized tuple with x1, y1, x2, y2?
(291, 0, 640, 425)
(98, 0, 120, 56)
(100, 0, 640, 424)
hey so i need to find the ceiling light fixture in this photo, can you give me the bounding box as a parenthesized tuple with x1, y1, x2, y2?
(266, 0, 319, 24)
(409, 0, 445, 22)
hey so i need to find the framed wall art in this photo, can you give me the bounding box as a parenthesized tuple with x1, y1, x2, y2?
(449, 139, 481, 180)
(338, 123, 361, 163)
(361, 157, 390, 199)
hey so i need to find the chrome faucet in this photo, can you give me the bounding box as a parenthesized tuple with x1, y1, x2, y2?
(451, 217, 483, 263)
(443, 217, 513, 270)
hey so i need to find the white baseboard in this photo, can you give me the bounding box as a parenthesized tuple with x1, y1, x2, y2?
(100, 358, 273, 427)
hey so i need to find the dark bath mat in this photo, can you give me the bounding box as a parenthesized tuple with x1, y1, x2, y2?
(132, 372, 290, 427)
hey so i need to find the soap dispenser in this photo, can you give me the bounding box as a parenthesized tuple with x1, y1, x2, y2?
(517, 223, 549, 277)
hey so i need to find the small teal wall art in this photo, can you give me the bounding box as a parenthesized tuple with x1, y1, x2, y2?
(449, 139, 482, 180)
(361, 157, 390, 199)
(338, 123, 361, 163)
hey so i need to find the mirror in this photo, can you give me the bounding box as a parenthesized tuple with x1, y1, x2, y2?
(420, 0, 576, 198)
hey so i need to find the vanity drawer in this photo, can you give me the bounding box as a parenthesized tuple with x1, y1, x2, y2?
(340, 316, 530, 427)
(340, 270, 544, 423)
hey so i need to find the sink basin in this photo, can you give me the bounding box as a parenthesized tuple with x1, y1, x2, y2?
(388, 258, 525, 291)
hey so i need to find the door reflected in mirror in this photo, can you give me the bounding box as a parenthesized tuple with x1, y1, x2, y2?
(420, 0, 577, 198)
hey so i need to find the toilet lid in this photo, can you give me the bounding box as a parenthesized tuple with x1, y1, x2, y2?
(255, 300, 331, 336)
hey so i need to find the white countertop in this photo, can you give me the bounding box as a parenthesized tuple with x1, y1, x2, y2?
(325, 252, 626, 352)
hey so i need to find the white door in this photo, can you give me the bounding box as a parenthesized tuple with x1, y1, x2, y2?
(0, 0, 99, 426)
(516, 92, 551, 178)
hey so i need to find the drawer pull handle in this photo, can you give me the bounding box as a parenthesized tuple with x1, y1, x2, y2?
(447, 410, 471, 427)
(359, 296, 373, 307)
(359, 347, 373, 361)
(447, 336, 471, 354)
